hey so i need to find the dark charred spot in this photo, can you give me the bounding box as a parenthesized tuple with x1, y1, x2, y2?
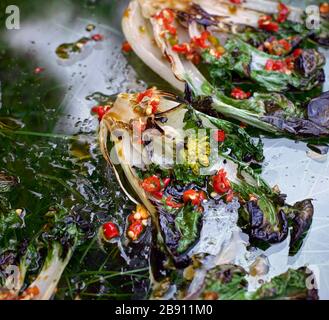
(307, 90, 329, 128)
(295, 49, 324, 77)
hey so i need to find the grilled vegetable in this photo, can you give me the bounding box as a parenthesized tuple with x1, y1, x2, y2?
(122, 0, 329, 138)
(182, 264, 318, 300)
(0, 206, 82, 300)
(203, 38, 325, 92)
(0, 172, 18, 213)
(97, 89, 313, 273)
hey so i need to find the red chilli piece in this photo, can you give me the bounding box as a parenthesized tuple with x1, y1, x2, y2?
(91, 105, 111, 121)
(162, 177, 171, 188)
(277, 2, 290, 23)
(229, 0, 242, 3)
(152, 191, 164, 200)
(127, 221, 144, 241)
(150, 99, 160, 113)
(231, 87, 251, 100)
(165, 24, 177, 36)
(155, 8, 175, 24)
(122, 41, 132, 53)
(213, 129, 226, 142)
(192, 31, 210, 49)
(166, 196, 183, 209)
(265, 59, 285, 72)
(34, 67, 45, 74)
(91, 34, 104, 41)
(136, 88, 153, 103)
(258, 15, 279, 32)
(172, 43, 190, 54)
(103, 222, 120, 240)
(278, 39, 291, 51)
(213, 169, 231, 194)
(183, 189, 202, 206)
(141, 175, 162, 193)
(293, 48, 303, 58)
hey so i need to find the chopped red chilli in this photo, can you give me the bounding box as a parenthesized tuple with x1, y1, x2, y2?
(277, 2, 290, 23)
(213, 169, 231, 194)
(183, 189, 204, 206)
(92, 105, 111, 121)
(213, 130, 226, 142)
(141, 175, 162, 193)
(258, 15, 279, 32)
(122, 41, 132, 52)
(231, 87, 251, 100)
(135, 88, 160, 115)
(166, 196, 183, 208)
(293, 48, 303, 58)
(192, 31, 210, 49)
(34, 67, 45, 74)
(127, 221, 144, 241)
(103, 222, 120, 240)
(91, 34, 104, 41)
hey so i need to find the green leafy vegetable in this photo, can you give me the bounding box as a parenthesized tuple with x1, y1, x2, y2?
(175, 205, 202, 253)
(194, 265, 318, 300)
(203, 38, 325, 92)
(251, 267, 318, 300)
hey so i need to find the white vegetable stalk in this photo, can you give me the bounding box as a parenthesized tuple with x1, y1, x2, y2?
(122, 0, 280, 133)
(122, 0, 185, 91)
(195, 0, 303, 25)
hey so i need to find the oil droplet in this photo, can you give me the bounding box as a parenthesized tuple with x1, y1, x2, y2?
(86, 91, 116, 104)
(55, 32, 104, 60)
(55, 37, 90, 59)
(69, 139, 91, 161)
(86, 24, 96, 32)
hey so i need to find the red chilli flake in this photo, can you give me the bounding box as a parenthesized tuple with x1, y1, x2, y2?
(103, 222, 120, 240)
(155, 8, 175, 24)
(34, 67, 45, 74)
(258, 15, 279, 32)
(278, 39, 291, 51)
(136, 88, 153, 103)
(264, 59, 286, 72)
(277, 2, 290, 23)
(213, 130, 226, 142)
(122, 41, 132, 53)
(91, 34, 104, 41)
(91, 105, 111, 121)
(293, 48, 303, 58)
(172, 43, 190, 54)
(166, 196, 183, 208)
(213, 169, 231, 194)
(192, 31, 210, 49)
(229, 0, 242, 3)
(155, 9, 177, 35)
(127, 221, 144, 241)
(162, 177, 171, 188)
(231, 87, 251, 100)
(183, 189, 202, 206)
(141, 175, 162, 193)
